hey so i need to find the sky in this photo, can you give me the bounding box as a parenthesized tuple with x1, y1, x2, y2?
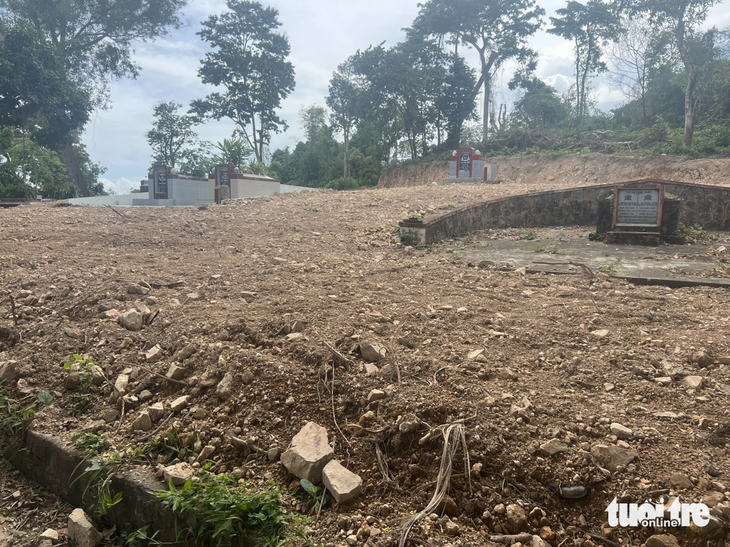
(83, 0, 730, 194)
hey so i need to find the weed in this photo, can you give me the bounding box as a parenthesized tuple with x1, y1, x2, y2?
(520, 228, 540, 241)
(557, 231, 568, 241)
(0, 391, 51, 438)
(294, 479, 329, 519)
(62, 354, 97, 416)
(145, 428, 199, 464)
(599, 264, 618, 276)
(461, 234, 476, 245)
(588, 231, 604, 242)
(437, 204, 455, 210)
(122, 525, 162, 546)
(159, 474, 311, 547)
(531, 243, 548, 253)
(72, 432, 109, 456)
(673, 222, 703, 244)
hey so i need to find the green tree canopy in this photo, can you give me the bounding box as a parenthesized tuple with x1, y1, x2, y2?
(193, 0, 296, 165)
(146, 101, 200, 168)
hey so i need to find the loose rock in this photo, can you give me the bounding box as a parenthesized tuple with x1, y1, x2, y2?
(68, 508, 102, 547)
(281, 422, 334, 483)
(590, 444, 639, 472)
(360, 342, 387, 362)
(322, 460, 363, 504)
(164, 462, 195, 486)
(118, 309, 144, 331)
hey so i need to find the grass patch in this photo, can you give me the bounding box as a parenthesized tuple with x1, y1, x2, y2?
(62, 354, 97, 416)
(519, 228, 540, 241)
(159, 474, 312, 547)
(72, 432, 109, 456)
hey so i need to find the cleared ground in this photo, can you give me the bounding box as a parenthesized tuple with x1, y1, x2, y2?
(1, 182, 729, 546)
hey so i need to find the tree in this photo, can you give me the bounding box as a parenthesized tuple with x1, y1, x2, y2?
(548, 1, 621, 123)
(437, 54, 479, 148)
(413, 0, 545, 142)
(327, 59, 365, 178)
(146, 101, 199, 168)
(628, 0, 723, 145)
(607, 14, 661, 124)
(0, 0, 187, 194)
(511, 78, 570, 128)
(193, 0, 296, 164)
(212, 136, 252, 168)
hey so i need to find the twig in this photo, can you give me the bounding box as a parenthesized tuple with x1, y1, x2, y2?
(489, 533, 533, 544)
(330, 359, 352, 448)
(139, 412, 176, 442)
(3, 291, 18, 326)
(139, 366, 188, 386)
(105, 204, 130, 220)
(323, 341, 352, 372)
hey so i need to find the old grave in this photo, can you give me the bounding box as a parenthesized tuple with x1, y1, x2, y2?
(597, 182, 680, 245)
(443, 147, 497, 184)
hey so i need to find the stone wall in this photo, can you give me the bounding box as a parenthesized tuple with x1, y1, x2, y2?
(399, 180, 730, 246)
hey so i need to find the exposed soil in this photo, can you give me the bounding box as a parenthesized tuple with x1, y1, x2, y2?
(1, 180, 730, 547)
(377, 153, 730, 189)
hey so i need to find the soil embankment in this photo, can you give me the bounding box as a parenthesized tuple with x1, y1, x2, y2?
(378, 153, 730, 188)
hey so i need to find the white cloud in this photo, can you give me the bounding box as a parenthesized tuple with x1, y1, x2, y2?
(101, 177, 141, 195)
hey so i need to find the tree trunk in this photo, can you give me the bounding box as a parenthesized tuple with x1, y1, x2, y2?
(343, 130, 349, 179)
(683, 68, 696, 147)
(482, 69, 490, 142)
(62, 142, 89, 197)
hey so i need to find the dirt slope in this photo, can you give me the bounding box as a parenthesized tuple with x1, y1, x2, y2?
(0, 182, 729, 547)
(378, 153, 730, 189)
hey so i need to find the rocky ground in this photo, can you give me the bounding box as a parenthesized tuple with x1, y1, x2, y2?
(1, 181, 729, 547)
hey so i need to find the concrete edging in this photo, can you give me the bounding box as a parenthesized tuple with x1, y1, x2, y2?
(5, 429, 183, 544)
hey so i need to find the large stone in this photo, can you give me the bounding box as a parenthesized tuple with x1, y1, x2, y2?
(68, 508, 102, 547)
(360, 342, 387, 362)
(539, 439, 569, 456)
(0, 361, 19, 382)
(149, 402, 165, 421)
(163, 462, 195, 486)
(645, 536, 680, 547)
(166, 364, 186, 381)
(131, 411, 152, 432)
(118, 309, 143, 331)
(610, 423, 633, 440)
(145, 345, 162, 363)
(683, 376, 703, 389)
(281, 422, 334, 483)
(505, 503, 528, 533)
(216, 372, 234, 400)
(322, 460, 363, 504)
(590, 444, 639, 472)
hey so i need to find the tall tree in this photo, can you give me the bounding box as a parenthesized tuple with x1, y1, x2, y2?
(627, 0, 723, 145)
(548, 1, 621, 123)
(146, 101, 200, 168)
(0, 0, 187, 194)
(193, 0, 295, 164)
(607, 14, 662, 124)
(413, 0, 545, 142)
(327, 59, 364, 179)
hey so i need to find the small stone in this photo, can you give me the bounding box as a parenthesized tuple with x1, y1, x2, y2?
(539, 439, 569, 456)
(346, 535, 357, 546)
(368, 389, 387, 403)
(655, 377, 672, 386)
(139, 390, 153, 403)
(702, 491, 725, 507)
(444, 520, 460, 536)
(267, 447, 281, 462)
(65, 372, 81, 390)
(176, 344, 197, 361)
(645, 534, 680, 547)
(291, 320, 305, 333)
(683, 376, 703, 389)
(669, 474, 693, 490)
(40, 529, 59, 541)
(364, 363, 379, 375)
(590, 444, 639, 472)
(197, 445, 216, 462)
(186, 292, 201, 301)
(398, 414, 421, 434)
(691, 351, 713, 367)
(132, 411, 152, 432)
(145, 345, 163, 363)
(468, 349, 485, 360)
(149, 402, 165, 421)
(166, 364, 186, 381)
(118, 309, 144, 331)
(531, 536, 551, 547)
(498, 367, 518, 381)
(127, 283, 150, 296)
(101, 409, 118, 423)
(191, 407, 206, 419)
(217, 372, 234, 400)
(505, 503, 528, 533)
(590, 329, 609, 338)
(170, 395, 189, 413)
(99, 309, 121, 320)
(163, 462, 195, 486)
(322, 460, 363, 504)
(0, 361, 19, 382)
(68, 508, 102, 547)
(241, 368, 254, 385)
(285, 332, 305, 341)
(360, 342, 387, 362)
(610, 423, 633, 440)
(280, 422, 334, 483)
(436, 495, 458, 517)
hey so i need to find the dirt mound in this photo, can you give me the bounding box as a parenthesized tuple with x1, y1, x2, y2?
(378, 153, 730, 189)
(0, 184, 729, 546)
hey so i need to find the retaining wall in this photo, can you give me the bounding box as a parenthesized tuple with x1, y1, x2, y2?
(399, 179, 730, 246)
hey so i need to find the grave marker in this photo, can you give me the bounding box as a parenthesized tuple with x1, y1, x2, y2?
(606, 182, 664, 245)
(445, 147, 497, 183)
